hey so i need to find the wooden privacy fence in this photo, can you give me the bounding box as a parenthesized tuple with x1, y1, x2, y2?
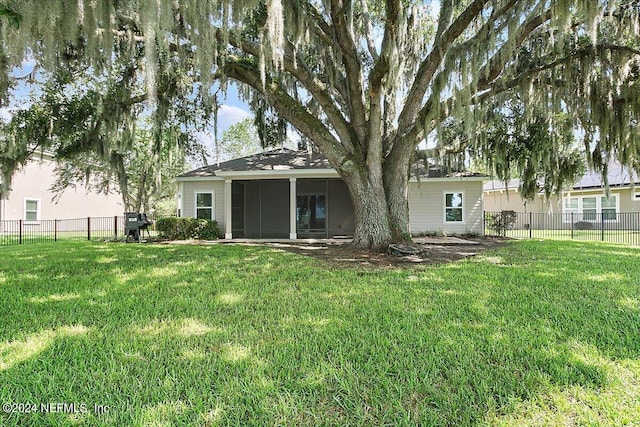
(0, 215, 158, 245)
(484, 211, 640, 246)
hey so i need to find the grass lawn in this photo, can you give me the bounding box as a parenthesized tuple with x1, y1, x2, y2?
(0, 240, 638, 426)
(493, 229, 640, 246)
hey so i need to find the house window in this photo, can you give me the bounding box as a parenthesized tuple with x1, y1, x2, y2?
(582, 197, 597, 221)
(25, 198, 40, 221)
(633, 192, 640, 201)
(195, 192, 214, 220)
(601, 196, 617, 220)
(563, 197, 579, 215)
(444, 192, 463, 222)
(562, 194, 619, 221)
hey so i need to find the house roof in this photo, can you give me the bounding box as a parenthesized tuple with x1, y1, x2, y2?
(413, 163, 487, 179)
(482, 179, 523, 192)
(178, 148, 332, 178)
(483, 161, 640, 192)
(573, 164, 639, 189)
(179, 148, 487, 179)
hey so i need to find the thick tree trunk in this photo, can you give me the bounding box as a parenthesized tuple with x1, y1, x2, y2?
(383, 145, 414, 243)
(343, 171, 393, 250)
(334, 140, 415, 250)
(384, 171, 411, 242)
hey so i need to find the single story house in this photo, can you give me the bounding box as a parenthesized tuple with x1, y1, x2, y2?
(175, 149, 485, 239)
(483, 162, 640, 222)
(0, 153, 123, 222)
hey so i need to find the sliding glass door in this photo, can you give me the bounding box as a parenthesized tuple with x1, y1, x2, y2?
(297, 194, 326, 233)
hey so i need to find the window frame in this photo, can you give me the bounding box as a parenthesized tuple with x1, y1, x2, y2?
(561, 193, 619, 222)
(600, 195, 617, 220)
(582, 196, 597, 221)
(194, 191, 214, 220)
(296, 193, 327, 232)
(24, 198, 41, 223)
(443, 191, 465, 223)
(563, 196, 579, 215)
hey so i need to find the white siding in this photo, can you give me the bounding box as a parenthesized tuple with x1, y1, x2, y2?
(181, 181, 226, 230)
(2, 157, 123, 220)
(409, 180, 483, 234)
(484, 188, 640, 215)
(179, 177, 484, 237)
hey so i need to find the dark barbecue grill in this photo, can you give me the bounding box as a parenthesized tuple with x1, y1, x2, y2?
(125, 212, 153, 242)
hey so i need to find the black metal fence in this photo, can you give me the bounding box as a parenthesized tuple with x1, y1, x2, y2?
(484, 211, 640, 246)
(0, 215, 158, 246)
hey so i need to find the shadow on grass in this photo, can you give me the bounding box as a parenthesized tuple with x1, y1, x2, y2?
(0, 240, 638, 426)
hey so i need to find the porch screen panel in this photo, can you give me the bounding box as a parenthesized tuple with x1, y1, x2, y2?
(260, 180, 290, 238)
(231, 182, 245, 238)
(328, 179, 355, 236)
(244, 181, 261, 238)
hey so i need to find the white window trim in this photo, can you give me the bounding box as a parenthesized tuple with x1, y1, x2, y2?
(24, 198, 41, 223)
(562, 193, 620, 222)
(194, 191, 215, 220)
(443, 191, 465, 224)
(633, 191, 640, 201)
(177, 182, 184, 217)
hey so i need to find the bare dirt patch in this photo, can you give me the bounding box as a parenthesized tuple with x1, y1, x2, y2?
(262, 237, 508, 269)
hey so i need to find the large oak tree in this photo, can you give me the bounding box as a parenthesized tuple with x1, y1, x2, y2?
(1, 1, 638, 248)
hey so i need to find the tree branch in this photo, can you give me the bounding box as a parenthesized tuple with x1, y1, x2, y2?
(397, 0, 491, 133)
(301, 3, 335, 47)
(434, 0, 453, 41)
(445, 0, 519, 62)
(222, 58, 350, 169)
(398, 6, 552, 149)
(368, 0, 400, 167)
(359, 0, 379, 62)
(476, 9, 553, 89)
(330, 0, 367, 144)
(222, 30, 355, 153)
(474, 43, 640, 104)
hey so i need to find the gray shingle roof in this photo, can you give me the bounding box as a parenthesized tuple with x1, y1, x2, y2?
(574, 164, 639, 189)
(482, 179, 523, 192)
(178, 148, 332, 177)
(483, 162, 640, 192)
(179, 148, 487, 179)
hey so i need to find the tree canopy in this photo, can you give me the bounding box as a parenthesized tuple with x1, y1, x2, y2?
(216, 118, 264, 161)
(0, 0, 638, 248)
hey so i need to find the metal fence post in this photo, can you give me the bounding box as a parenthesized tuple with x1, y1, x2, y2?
(529, 212, 533, 239)
(54, 220, 58, 242)
(482, 211, 486, 236)
(571, 213, 574, 240)
(19, 219, 23, 244)
(87, 217, 91, 241)
(114, 216, 118, 238)
(601, 213, 605, 241)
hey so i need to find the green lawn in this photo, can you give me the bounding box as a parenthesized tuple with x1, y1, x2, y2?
(491, 228, 640, 246)
(0, 240, 638, 426)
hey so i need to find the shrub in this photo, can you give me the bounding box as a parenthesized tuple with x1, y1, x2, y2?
(194, 219, 221, 240)
(155, 217, 220, 240)
(487, 210, 518, 236)
(155, 217, 180, 239)
(574, 221, 594, 230)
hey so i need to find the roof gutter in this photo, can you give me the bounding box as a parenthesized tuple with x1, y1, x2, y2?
(176, 169, 487, 182)
(177, 168, 341, 181)
(410, 176, 487, 183)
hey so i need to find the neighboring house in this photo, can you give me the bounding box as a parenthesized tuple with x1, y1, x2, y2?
(483, 162, 640, 220)
(175, 148, 485, 239)
(0, 153, 123, 221)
